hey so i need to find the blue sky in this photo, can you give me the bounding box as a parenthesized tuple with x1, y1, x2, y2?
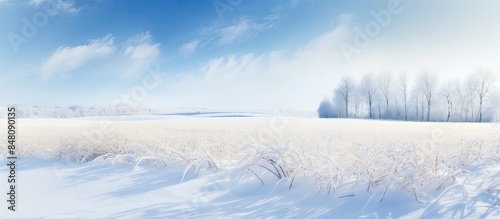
(1, 0, 499, 111)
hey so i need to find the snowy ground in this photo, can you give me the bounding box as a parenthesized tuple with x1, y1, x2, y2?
(1, 113, 499, 218)
(0, 157, 498, 218)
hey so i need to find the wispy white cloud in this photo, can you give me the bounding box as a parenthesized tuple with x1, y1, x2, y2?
(177, 0, 304, 58)
(264, 0, 299, 22)
(178, 1, 300, 57)
(178, 39, 200, 56)
(126, 31, 153, 45)
(179, 17, 270, 56)
(41, 35, 115, 80)
(289, 0, 300, 8)
(40, 31, 161, 80)
(120, 31, 160, 76)
(217, 18, 269, 45)
(28, 0, 80, 15)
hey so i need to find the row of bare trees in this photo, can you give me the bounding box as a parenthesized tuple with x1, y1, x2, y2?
(318, 68, 497, 122)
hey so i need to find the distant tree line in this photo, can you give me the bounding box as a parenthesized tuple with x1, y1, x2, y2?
(0, 104, 168, 118)
(318, 67, 499, 122)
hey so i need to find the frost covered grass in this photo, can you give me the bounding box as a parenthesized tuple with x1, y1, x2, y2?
(1, 116, 499, 217)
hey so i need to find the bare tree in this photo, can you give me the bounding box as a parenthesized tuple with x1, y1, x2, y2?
(417, 70, 438, 121)
(420, 93, 425, 121)
(378, 72, 393, 118)
(465, 77, 477, 121)
(397, 73, 409, 120)
(335, 76, 354, 118)
(413, 93, 419, 121)
(376, 94, 383, 119)
(452, 79, 465, 121)
(361, 73, 376, 118)
(352, 85, 363, 117)
(411, 86, 421, 121)
(471, 67, 495, 122)
(440, 82, 453, 122)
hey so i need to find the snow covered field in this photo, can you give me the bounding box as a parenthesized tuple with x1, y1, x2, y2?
(1, 113, 500, 218)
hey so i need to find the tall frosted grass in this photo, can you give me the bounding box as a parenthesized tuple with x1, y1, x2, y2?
(0, 118, 498, 202)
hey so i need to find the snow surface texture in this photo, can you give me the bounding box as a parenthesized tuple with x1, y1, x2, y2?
(1, 113, 499, 218)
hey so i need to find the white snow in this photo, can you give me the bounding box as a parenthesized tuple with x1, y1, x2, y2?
(1, 115, 499, 218)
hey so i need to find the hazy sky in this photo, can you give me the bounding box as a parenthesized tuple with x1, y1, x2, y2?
(1, 0, 499, 111)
